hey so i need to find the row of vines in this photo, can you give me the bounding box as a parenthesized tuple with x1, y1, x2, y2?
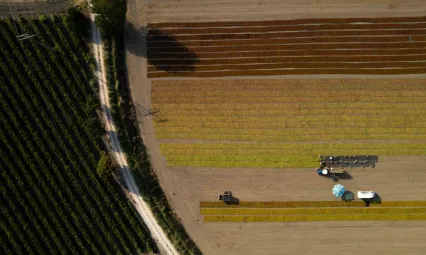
(0, 12, 156, 254)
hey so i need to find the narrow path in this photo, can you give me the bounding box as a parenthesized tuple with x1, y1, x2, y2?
(88, 6, 179, 255)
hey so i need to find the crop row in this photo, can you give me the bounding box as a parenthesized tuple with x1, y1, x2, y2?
(166, 155, 318, 162)
(148, 55, 426, 67)
(167, 160, 318, 168)
(148, 48, 426, 59)
(149, 61, 426, 72)
(200, 207, 426, 215)
(148, 23, 426, 36)
(200, 201, 426, 208)
(152, 90, 426, 99)
(147, 29, 426, 42)
(160, 148, 426, 156)
(157, 133, 426, 142)
(147, 42, 426, 54)
(151, 80, 426, 92)
(147, 67, 426, 77)
(148, 16, 426, 29)
(153, 114, 426, 123)
(152, 95, 426, 104)
(161, 142, 426, 150)
(147, 35, 415, 47)
(203, 214, 426, 222)
(156, 127, 426, 136)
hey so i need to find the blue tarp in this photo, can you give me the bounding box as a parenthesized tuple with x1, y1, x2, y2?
(332, 184, 345, 197)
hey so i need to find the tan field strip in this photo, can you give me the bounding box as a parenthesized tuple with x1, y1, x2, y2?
(204, 214, 426, 222)
(200, 207, 426, 215)
(200, 201, 426, 208)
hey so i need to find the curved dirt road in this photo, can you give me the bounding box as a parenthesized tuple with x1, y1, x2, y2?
(89, 9, 178, 255)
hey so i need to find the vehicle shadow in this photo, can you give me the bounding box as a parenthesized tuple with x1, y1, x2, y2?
(124, 22, 198, 73)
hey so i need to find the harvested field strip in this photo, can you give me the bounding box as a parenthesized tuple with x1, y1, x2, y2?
(203, 214, 426, 222)
(167, 160, 318, 168)
(152, 90, 426, 98)
(152, 108, 426, 117)
(156, 133, 426, 142)
(148, 55, 426, 66)
(147, 30, 426, 41)
(151, 96, 426, 104)
(148, 17, 426, 29)
(200, 201, 426, 208)
(200, 208, 426, 215)
(155, 115, 426, 123)
(161, 148, 426, 156)
(152, 102, 426, 110)
(147, 68, 426, 77)
(149, 62, 426, 72)
(156, 121, 426, 129)
(148, 23, 426, 35)
(151, 79, 426, 91)
(147, 36, 411, 47)
(146, 42, 426, 53)
(148, 49, 426, 59)
(156, 127, 426, 136)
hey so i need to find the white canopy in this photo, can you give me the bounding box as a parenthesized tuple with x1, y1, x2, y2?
(357, 191, 375, 199)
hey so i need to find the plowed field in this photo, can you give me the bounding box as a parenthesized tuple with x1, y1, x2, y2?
(147, 16, 426, 77)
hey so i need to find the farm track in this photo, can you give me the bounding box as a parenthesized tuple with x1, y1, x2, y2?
(147, 16, 426, 77)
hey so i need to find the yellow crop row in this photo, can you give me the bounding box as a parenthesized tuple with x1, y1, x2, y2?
(167, 160, 318, 168)
(160, 148, 426, 156)
(203, 214, 426, 222)
(151, 102, 426, 111)
(155, 120, 426, 129)
(200, 207, 426, 215)
(151, 79, 426, 92)
(166, 155, 318, 162)
(155, 127, 426, 136)
(200, 201, 426, 208)
(153, 108, 424, 118)
(152, 96, 426, 104)
(153, 115, 426, 123)
(161, 142, 426, 150)
(157, 132, 426, 142)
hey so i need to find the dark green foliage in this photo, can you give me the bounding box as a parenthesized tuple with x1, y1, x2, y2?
(97, 153, 114, 179)
(0, 13, 156, 254)
(91, 0, 126, 37)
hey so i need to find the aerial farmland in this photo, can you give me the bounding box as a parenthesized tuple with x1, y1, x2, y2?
(122, 0, 426, 254)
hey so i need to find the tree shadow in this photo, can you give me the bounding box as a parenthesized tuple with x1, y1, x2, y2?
(124, 22, 198, 73)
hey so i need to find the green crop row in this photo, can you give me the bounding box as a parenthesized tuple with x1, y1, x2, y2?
(200, 207, 426, 215)
(200, 201, 426, 208)
(167, 161, 320, 168)
(203, 214, 426, 222)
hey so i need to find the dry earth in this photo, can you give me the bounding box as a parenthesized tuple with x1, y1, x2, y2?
(126, 1, 426, 254)
(0, 0, 69, 17)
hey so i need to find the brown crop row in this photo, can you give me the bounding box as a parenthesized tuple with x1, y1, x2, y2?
(148, 16, 426, 29)
(147, 42, 426, 54)
(151, 79, 426, 91)
(148, 55, 426, 66)
(147, 67, 426, 78)
(148, 23, 426, 36)
(148, 61, 426, 73)
(148, 48, 426, 59)
(147, 35, 412, 48)
(147, 29, 426, 42)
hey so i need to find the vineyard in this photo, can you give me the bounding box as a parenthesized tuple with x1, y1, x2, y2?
(147, 16, 426, 77)
(200, 201, 426, 222)
(0, 15, 156, 254)
(152, 79, 426, 168)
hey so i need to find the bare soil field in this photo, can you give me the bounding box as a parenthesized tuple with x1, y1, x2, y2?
(0, 0, 68, 18)
(126, 1, 426, 254)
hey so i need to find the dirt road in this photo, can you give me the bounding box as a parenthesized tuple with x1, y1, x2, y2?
(88, 7, 178, 255)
